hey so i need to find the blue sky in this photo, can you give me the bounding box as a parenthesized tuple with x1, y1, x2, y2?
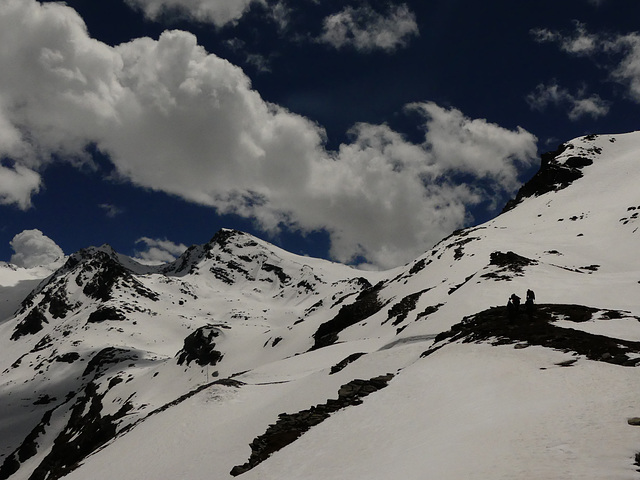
(1, 0, 639, 269)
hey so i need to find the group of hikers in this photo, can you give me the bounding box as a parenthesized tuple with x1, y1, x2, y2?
(507, 289, 535, 319)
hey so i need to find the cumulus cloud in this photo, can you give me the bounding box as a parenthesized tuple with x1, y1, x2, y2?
(0, 164, 41, 209)
(269, 103, 537, 268)
(532, 22, 640, 103)
(0, 0, 537, 269)
(0, 0, 122, 165)
(10, 229, 64, 268)
(124, 0, 263, 26)
(134, 237, 188, 264)
(319, 3, 419, 52)
(608, 33, 640, 102)
(526, 82, 610, 120)
(412, 103, 538, 192)
(0, 1, 325, 204)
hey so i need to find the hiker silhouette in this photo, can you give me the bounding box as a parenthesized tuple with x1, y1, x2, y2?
(507, 293, 520, 319)
(525, 289, 535, 313)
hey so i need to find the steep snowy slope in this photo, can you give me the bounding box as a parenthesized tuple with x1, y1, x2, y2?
(0, 263, 61, 324)
(1, 132, 640, 480)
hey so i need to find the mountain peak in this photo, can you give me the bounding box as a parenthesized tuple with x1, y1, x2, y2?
(208, 228, 246, 247)
(3, 132, 640, 480)
(501, 133, 609, 213)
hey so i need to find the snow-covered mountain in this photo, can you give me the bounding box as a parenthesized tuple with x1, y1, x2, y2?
(1, 132, 640, 480)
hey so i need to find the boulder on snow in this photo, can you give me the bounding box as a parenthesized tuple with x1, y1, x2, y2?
(176, 326, 224, 367)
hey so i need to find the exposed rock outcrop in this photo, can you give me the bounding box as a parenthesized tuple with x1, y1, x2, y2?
(230, 374, 394, 476)
(502, 143, 593, 212)
(424, 304, 640, 367)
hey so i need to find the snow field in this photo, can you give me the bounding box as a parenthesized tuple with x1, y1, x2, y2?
(243, 343, 640, 480)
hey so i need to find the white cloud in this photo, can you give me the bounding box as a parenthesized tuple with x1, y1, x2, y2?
(412, 102, 538, 192)
(134, 237, 188, 264)
(532, 23, 640, 104)
(531, 22, 599, 55)
(0, 164, 41, 209)
(0, 0, 326, 205)
(272, 104, 537, 268)
(569, 96, 611, 119)
(268, 1, 292, 32)
(0, 1, 537, 269)
(608, 33, 640, 102)
(526, 83, 610, 120)
(10, 229, 64, 268)
(319, 3, 419, 53)
(124, 0, 263, 26)
(0, 0, 123, 165)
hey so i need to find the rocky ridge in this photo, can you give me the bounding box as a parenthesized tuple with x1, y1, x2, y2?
(1, 132, 640, 479)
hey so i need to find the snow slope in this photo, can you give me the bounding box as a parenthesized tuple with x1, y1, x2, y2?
(1, 132, 640, 479)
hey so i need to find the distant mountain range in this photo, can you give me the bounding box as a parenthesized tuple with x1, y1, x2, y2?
(1, 132, 640, 480)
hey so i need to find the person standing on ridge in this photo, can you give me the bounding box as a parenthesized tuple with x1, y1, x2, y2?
(525, 289, 535, 313)
(507, 293, 520, 320)
(511, 293, 521, 312)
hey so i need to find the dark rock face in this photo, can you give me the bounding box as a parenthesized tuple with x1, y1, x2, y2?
(164, 244, 209, 276)
(27, 382, 133, 480)
(488, 251, 536, 272)
(230, 374, 394, 476)
(13, 246, 158, 340)
(82, 347, 140, 378)
(424, 304, 640, 367)
(55, 352, 80, 363)
(386, 289, 432, 326)
(41, 284, 75, 319)
(79, 251, 158, 302)
(167, 229, 314, 291)
(0, 410, 54, 480)
(451, 237, 479, 261)
(12, 279, 76, 338)
(177, 326, 224, 366)
(409, 258, 430, 275)
(261, 263, 291, 285)
(329, 352, 366, 374)
(417, 303, 445, 320)
(502, 143, 593, 213)
(11, 308, 48, 340)
(81, 258, 127, 301)
(209, 229, 244, 249)
(210, 265, 235, 284)
(1, 345, 141, 480)
(564, 156, 594, 169)
(87, 306, 126, 323)
(481, 251, 537, 281)
(312, 282, 387, 350)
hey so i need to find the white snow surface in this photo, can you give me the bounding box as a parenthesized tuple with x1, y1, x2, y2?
(1, 133, 640, 479)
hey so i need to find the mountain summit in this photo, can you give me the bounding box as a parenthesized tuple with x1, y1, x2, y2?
(1, 133, 640, 479)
